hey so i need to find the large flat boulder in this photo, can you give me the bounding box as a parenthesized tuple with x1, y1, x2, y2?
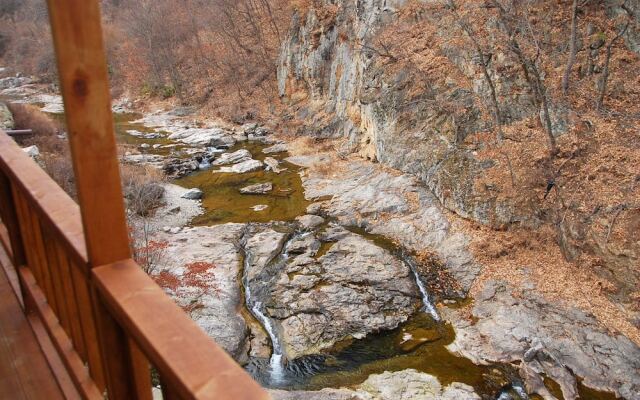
(243, 225, 421, 360)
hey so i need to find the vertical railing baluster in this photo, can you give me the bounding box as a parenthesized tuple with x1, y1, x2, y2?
(128, 337, 153, 400)
(41, 226, 72, 338)
(0, 173, 30, 310)
(70, 261, 107, 392)
(28, 205, 60, 315)
(11, 186, 44, 290)
(55, 245, 88, 362)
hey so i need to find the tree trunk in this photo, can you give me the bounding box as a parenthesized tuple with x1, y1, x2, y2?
(597, 22, 629, 110)
(562, 0, 579, 95)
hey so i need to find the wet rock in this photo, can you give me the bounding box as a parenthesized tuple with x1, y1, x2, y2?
(212, 149, 252, 166)
(217, 159, 264, 173)
(398, 328, 442, 352)
(252, 204, 269, 212)
(285, 233, 321, 255)
(240, 182, 273, 194)
(128, 129, 161, 139)
(306, 203, 324, 215)
(122, 153, 165, 167)
(263, 143, 288, 154)
(163, 157, 200, 179)
(319, 223, 351, 242)
(181, 188, 203, 200)
(244, 226, 421, 360)
(168, 127, 236, 147)
(269, 369, 480, 400)
(291, 155, 480, 294)
(0, 102, 14, 130)
(358, 369, 480, 400)
(0, 76, 32, 90)
(442, 281, 640, 400)
(154, 224, 250, 363)
(264, 157, 285, 173)
(296, 214, 325, 230)
(269, 388, 357, 400)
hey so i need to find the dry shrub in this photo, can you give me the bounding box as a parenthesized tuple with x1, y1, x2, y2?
(6, 103, 63, 149)
(120, 164, 166, 217)
(40, 154, 76, 199)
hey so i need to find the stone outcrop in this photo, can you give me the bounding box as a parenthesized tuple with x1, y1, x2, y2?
(243, 224, 421, 360)
(287, 154, 480, 294)
(276, 0, 640, 297)
(441, 281, 640, 400)
(240, 182, 273, 194)
(154, 224, 251, 363)
(217, 159, 264, 173)
(269, 369, 480, 400)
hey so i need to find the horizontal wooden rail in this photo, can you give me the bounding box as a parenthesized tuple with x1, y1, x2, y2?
(0, 130, 269, 399)
(0, 133, 87, 268)
(93, 259, 268, 400)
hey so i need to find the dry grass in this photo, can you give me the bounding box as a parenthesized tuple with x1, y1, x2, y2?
(7, 103, 65, 151)
(456, 218, 640, 346)
(120, 164, 166, 217)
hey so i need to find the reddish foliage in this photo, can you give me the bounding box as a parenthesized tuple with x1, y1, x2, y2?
(183, 261, 219, 292)
(154, 270, 180, 292)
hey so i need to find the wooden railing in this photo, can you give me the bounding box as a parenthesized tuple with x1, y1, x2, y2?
(0, 133, 269, 400)
(0, 0, 269, 399)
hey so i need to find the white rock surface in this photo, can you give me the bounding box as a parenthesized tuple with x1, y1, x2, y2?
(217, 159, 263, 174)
(22, 145, 39, 158)
(212, 149, 252, 166)
(181, 188, 204, 200)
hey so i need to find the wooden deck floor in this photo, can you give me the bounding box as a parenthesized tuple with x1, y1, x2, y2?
(0, 251, 65, 400)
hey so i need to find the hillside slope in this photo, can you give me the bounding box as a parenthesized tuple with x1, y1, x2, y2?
(276, 0, 640, 329)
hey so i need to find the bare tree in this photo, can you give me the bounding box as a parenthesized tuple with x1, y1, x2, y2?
(562, 0, 580, 95)
(596, 3, 631, 110)
(488, 0, 557, 153)
(447, 0, 503, 141)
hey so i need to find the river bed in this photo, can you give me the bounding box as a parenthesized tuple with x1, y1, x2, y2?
(22, 101, 621, 400)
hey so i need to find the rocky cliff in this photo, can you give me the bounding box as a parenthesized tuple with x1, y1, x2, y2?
(277, 0, 640, 303)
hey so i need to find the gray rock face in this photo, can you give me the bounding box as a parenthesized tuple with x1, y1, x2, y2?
(22, 145, 39, 158)
(442, 281, 640, 400)
(264, 156, 285, 173)
(154, 225, 250, 363)
(168, 127, 235, 147)
(217, 159, 264, 173)
(357, 370, 481, 400)
(180, 188, 203, 200)
(212, 149, 252, 166)
(296, 214, 325, 230)
(243, 225, 420, 360)
(288, 154, 480, 294)
(163, 157, 200, 178)
(0, 102, 14, 130)
(269, 369, 481, 400)
(240, 182, 273, 194)
(263, 143, 288, 154)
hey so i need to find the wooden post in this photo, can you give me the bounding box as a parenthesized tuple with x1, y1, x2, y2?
(44, 0, 151, 398)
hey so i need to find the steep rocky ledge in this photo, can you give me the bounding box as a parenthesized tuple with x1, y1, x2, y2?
(277, 0, 639, 323)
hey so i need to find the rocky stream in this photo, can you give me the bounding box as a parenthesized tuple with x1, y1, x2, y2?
(2, 78, 639, 400)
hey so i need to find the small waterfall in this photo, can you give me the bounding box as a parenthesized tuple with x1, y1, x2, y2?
(198, 159, 211, 170)
(251, 298, 285, 383)
(403, 254, 440, 321)
(242, 233, 301, 385)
